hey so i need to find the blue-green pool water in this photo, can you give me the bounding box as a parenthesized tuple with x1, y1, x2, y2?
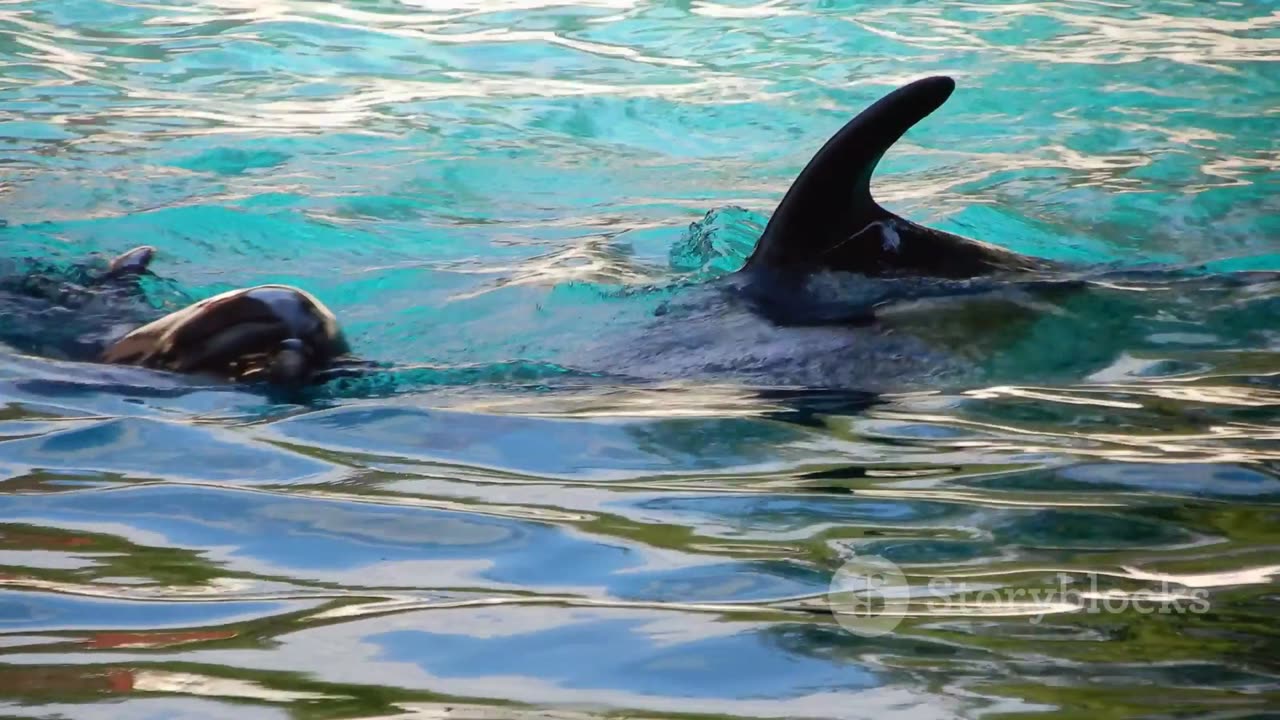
(1, 1, 1278, 718)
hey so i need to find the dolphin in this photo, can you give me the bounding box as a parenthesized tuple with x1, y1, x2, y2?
(0, 243, 367, 387)
(81, 75, 1272, 391)
(85, 76, 1077, 389)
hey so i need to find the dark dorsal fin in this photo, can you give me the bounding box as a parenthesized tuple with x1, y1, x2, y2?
(742, 76, 1045, 279)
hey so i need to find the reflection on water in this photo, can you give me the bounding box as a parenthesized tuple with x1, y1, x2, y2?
(0, 371, 1276, 718)
(2, 0, 1278, 718)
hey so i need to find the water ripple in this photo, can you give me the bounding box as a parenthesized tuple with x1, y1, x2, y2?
(1, 0, 1278, 718)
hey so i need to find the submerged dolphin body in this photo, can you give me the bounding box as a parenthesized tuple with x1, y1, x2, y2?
(0, 245, 168, 362)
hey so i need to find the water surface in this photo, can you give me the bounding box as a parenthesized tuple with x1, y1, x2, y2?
(1, 1, 1278, 718)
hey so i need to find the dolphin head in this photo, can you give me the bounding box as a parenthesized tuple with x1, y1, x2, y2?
(101, 284, 352, 386)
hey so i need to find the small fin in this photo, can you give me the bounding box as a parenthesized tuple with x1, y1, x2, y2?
(742, 76, 1045, 279)
(104, 245, 156, 279)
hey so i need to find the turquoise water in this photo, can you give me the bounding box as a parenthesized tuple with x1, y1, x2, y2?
(2, 1, 1279, 718)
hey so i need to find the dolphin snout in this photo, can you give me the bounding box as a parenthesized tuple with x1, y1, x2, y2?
(268, 338, 312, 385)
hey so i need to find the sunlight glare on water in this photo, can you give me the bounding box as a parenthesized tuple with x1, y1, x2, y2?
(0, 1, 1278, 718)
